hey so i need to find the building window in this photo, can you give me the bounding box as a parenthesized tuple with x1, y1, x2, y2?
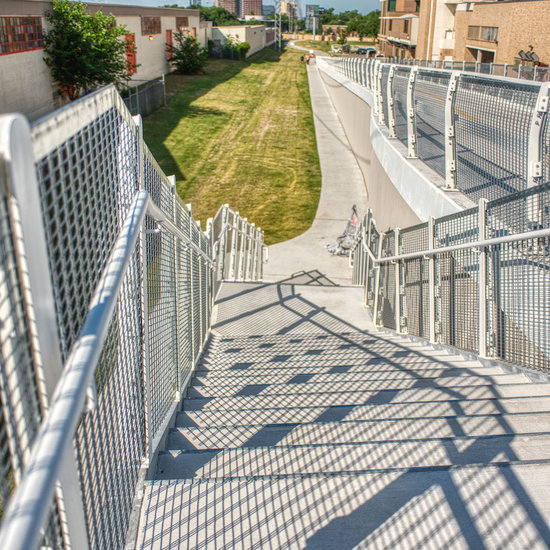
(141, 16, 161, 35)
(125, 34, 136, 74)
(468, 25, 498, 42)
(0, 16, 43, 55)
(403, 19, 409, 34)
(389, 19, 393, 32)
(176, 16, 189, 30)
(388, 0, 396, 11)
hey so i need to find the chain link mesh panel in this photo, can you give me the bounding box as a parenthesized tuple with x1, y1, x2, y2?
(74, 248, 145, 550)
(415, 70, 450, 178)
(393, 67, 411, 146)
(485, 183, 550, 370)
(400, 223, 430, 338)
(0, 185, 64, 548)
(454, 75, 539, 201)
(434, 209, 479, 353)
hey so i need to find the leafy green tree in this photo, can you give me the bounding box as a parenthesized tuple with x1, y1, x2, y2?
(168, 32, 208, 74)
(189, 5, 240, 25)
(44, 0, 133, 100)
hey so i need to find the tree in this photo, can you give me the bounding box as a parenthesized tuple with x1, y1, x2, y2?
(168, 32, 208, 74)
(188, 5, 240, 26)
(44, 0, 132, 100)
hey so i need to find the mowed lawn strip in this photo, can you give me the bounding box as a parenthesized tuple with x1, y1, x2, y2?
(143, 48, 321, 244)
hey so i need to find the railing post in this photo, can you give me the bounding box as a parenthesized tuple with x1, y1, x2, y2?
(527, 83, 549, 228)
(445, 71, 460, 189)
(372, 234, 384, 326)
(478, 198, 488, 357)
(229, 211, 238, 280)
(376, 62, 384, 122)
(407, 67, 418, 158)
(387, 65, 397, 138)
(428, 216, 436, 343)
(364, 210, 373, 305)
(168, 175, 182, 397)
(394, 228, 401, 333)
(187, 203, 196, 361)
(196, 220, 204, 344)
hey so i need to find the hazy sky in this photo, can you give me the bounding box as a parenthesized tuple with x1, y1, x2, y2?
(94, 0, 381, 16)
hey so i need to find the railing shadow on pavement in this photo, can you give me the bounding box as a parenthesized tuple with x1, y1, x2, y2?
(140, 281, 550, 549)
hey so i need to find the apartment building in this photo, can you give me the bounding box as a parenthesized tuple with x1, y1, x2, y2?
(0, 1, 202, 121)
(215, 0, 262, 17)
(305, 5, 319, 31)
(280, 1, 299, 18)
(378, 0, 420, 59)
(414, 0, 550, 65)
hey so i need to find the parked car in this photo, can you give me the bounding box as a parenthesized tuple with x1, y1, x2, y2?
(356, 48, 377, 57)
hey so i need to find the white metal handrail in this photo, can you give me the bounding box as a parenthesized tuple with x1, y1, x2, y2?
(0, 188, 214, 550)
(363, 226, 550, 264)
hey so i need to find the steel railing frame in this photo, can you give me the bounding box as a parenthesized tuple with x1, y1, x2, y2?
(319, 57, 550, 201)
(0, 86, 266, 550)
(351, 192, 550, 368)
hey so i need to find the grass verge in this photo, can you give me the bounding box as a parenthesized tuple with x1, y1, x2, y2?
(143, 48, 321, 245)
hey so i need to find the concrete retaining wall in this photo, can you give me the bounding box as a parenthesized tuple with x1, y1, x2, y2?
(317, 61, 470, 232)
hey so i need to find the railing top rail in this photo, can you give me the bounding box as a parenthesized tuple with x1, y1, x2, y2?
(327, 57, 543, 88)
(365, 226, 550, 264)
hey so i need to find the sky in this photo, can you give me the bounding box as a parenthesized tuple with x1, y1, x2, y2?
(93, 0, 381, 16)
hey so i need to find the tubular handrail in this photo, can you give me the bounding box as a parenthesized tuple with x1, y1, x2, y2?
(362, 226, 550, 264)
(0, 188, 217, 550)
(147, 200, 215, 266)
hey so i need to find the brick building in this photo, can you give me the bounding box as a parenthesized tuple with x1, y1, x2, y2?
(0, 1, 202, 120)
(378, 0, 420, 58)
(215, 0, 262, 17)
(414, 0, 550, 65)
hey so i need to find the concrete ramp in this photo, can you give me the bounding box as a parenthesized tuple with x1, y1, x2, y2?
(136, 282, 550, 549)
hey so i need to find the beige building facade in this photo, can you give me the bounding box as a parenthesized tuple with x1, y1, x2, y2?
(378, 0, 420, 58)
(414, 0, 550, 65)
(212, 25, 276, 56)
(0, 1, 202, 121)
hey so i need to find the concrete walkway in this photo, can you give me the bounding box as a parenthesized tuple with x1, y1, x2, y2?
(263, 59, 367, 286)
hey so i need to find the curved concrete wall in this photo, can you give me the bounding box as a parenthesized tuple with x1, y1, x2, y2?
(317, 61, 472, 232)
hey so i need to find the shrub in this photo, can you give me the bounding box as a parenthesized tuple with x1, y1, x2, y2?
(237, 42, 251, 59)
(168, 32, 208, 74)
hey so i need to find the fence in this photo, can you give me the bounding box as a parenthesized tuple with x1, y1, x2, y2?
(319, 57, 550, 204)
(352, 182, 550, 372)
(375, 57, 550, 83)
(0, 84, 264, 550)
(122, 76, 166, 117)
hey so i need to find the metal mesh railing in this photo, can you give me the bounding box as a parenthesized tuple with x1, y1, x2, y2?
(354, 182, 549, 373)
(392, 66, 411, 146)
(0, 84, 265, 550)
(415, 70, 449, 178)
(454, 75, 539, 201)
(318, 57, 550, 204)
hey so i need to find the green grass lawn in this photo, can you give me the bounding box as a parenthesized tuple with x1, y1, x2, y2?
(295, 39, 376, 53)
(143, 48, 321, 245)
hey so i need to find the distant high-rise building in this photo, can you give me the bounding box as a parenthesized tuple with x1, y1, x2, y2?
(263, 4, 275, 15)
(305, 4, 319, 31)
(280, 1, 298, 19)
(241, 0, 263, 16)
(215, 0, 239, 16)
(216, 0, 262, 17)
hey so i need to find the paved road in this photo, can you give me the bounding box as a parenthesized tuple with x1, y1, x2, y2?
(263, 48, 368, 286)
